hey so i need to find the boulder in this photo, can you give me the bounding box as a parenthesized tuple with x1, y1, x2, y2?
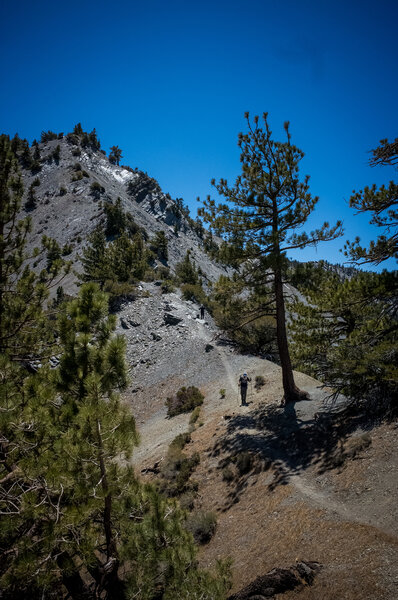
(120, 317, 130, 329)
(163, 312, 183, 326)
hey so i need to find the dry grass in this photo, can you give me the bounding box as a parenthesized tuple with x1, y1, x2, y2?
(187, 409, 398, 599)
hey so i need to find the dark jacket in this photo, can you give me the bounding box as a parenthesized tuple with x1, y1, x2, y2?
(239, 375, 251, 389)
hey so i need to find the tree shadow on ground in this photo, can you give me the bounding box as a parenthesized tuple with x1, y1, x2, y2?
(211, 399, 374, 508)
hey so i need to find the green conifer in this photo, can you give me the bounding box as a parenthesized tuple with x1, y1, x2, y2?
(129, 232, 149, 280)
(150, 230, 169, 261)
(0, 134, 63, 360)
(200, 113, 342, 402)
(175, 250, 198, 285)
(73, 122, 84, 136)
(20, 140, 33, 168)
(80, 225, 110, 286)
(24, 182, 37, 210)
(290, 268, 397, 413)
(109, 145, 122, 166)
(344, 137, 398, 265)
(105, 197, 127, 237)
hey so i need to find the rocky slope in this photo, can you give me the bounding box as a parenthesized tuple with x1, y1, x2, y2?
(20, 135, 230, 293)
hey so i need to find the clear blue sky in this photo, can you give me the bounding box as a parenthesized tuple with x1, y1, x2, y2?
(1, 0, 397, 271)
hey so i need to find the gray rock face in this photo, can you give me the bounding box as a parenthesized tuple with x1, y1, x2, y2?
(114, 283, 230, 407)
(18, 137, 233, 296)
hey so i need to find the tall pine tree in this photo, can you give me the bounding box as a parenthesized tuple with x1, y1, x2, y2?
(200, 113, 342, 402)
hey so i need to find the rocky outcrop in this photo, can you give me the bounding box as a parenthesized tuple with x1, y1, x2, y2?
(18, 136, 232, 295)
(163, 312, 183, 326)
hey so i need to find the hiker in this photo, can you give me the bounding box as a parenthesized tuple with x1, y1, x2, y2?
(200, 304, 205, 319)
(238, 372, 251, 406)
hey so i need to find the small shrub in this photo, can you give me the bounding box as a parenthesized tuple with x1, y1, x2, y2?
(158, 447, 200, 497)
(346, 433, 371, 457)
(90, 181, 105, 198)
(166, 386, 204, 418)
(62, 243, 73, 256)
(143, 267, 156, 282)
(189, 406, 201, 425)
(72, 147, 82, 156)
(331, 433, 372, 469)
(179, 490, 196, 511)
(157, 266, 171, 280)
(181, 283, 206, 304)
(66, 132, 80, 145)
(236, 451, 253, 476)
(254, 375, 266, 390)
(40, 130, 58, 143)
(30, 160, 41, 174)
(59, 186, 67, 196)
(103, 280, 136, 312)
(170, 432, 191, 451)
(219, 389, 226, 399)
(222, 465, 235, 482)
(185, 511, 217, 544)
(161, 279, 175, 294)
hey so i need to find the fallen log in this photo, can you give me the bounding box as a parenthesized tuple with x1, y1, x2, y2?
(227, 560, 322, 599)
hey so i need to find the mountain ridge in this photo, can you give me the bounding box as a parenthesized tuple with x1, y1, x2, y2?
(18, 134, 231, 295)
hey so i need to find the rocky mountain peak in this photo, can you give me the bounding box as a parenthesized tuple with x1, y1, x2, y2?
(18, 131, 229, 294)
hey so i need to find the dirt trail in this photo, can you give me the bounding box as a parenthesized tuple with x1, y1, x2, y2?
(133, 356, 398, 541)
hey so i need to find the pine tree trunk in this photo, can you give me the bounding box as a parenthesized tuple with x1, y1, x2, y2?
(96, 419, 125, 599)
(272, 194, 306, 404)
(274, 265, 302, 402)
